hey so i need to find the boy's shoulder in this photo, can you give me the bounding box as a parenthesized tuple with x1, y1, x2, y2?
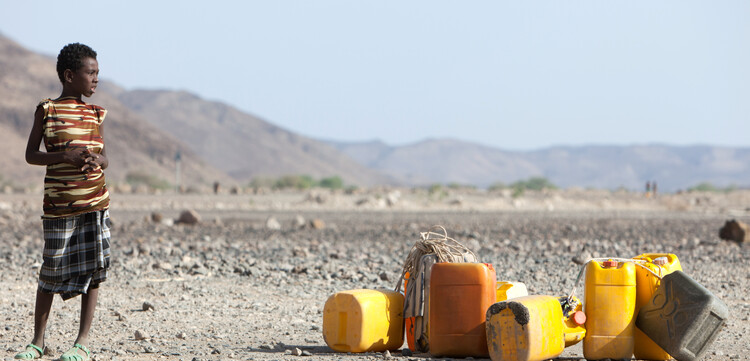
(36, 98, 106, 111)
(88, 103, 106, 111)
(37, 98, 53, 107)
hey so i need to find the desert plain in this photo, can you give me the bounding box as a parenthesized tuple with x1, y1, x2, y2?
(1, 188, 749, 361)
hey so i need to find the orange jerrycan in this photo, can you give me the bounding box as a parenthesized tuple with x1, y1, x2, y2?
(486, 295, 566, 361)
(633, 253, 682, 360)
(429, 262, 496, 358)
(322, 289, 404, 353)
(583, 259, 636, 360)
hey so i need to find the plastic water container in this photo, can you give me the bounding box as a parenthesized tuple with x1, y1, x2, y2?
(322, 289, 404, 353)
(486, 295, 566, 361)
(636, 271, 729, 361)
(402, 254, 437, 352)
(559, 296, 587, 347)
(402, 271, 421, 352)
(429, 262, 496, 358)
(583, 259, 636, 360)
(633, 253, 682, 360)
(496, 281, 528, 301)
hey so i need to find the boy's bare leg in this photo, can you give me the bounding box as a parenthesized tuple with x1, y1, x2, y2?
(31, 290, 54, 350)
(74, 287, 98, 346)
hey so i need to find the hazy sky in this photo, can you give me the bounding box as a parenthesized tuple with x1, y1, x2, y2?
(1, 1, 748, 150)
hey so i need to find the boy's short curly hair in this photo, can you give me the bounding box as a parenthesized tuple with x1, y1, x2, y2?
(56, 43, 97, 83)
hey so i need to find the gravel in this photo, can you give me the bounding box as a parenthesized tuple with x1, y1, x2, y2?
(0, 191, 748, 360)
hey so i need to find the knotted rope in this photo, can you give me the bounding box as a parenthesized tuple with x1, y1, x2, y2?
(394, 225, 476, 291)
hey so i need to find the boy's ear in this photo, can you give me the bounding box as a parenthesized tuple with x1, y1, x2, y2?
(63, 69, 74, 83)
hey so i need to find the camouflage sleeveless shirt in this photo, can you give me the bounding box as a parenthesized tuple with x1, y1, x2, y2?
(39, 97, 110, 218)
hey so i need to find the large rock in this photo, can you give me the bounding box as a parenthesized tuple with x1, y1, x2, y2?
(310, 219, 325, 229)
(176, 209, 201, 225)
(151, 212, 163, 223)
(719, 219, 749, 243)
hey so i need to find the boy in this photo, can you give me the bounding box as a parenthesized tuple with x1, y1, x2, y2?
(16, 43, 111, 361)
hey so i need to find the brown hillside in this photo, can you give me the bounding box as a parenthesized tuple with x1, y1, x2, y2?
(115, 90, 394, 186)
(0, 35, 232, 190)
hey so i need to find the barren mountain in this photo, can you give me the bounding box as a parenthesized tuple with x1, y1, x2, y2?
(325, 139, 539, 186)
(113, 89, 394, 186)
(330, 139, 750, 191)
(6, 33, 748, 193)
(0, 35, 234, 191)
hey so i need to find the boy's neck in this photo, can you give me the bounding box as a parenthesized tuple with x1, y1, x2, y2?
(59, 88, 83, 100)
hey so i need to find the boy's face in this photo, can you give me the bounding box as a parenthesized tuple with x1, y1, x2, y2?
(66, 57, 99, 97)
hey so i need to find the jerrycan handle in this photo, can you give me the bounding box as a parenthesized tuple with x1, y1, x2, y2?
(564, 257, 663, 305)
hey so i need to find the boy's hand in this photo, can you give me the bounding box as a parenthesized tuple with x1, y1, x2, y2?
(80, 148, 103, 173)
(62, 147, 91, 169)
(63, 148, 102, 173)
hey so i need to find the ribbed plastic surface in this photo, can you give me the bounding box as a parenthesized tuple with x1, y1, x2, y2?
(636, 271, 728, 361)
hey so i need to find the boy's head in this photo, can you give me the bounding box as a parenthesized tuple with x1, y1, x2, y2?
(56, 43, 97, 84)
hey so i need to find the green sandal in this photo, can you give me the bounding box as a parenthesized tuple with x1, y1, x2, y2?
(60, 343, 90, 361)
(14, 344, 44, 359)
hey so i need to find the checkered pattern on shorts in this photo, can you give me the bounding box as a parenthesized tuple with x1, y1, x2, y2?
(38, 209, 111, 300)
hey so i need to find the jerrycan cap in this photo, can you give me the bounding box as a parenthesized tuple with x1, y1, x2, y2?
(572, 311, 587, 325)
(602, 259, 619, 268)
(653, 257, 668, 266)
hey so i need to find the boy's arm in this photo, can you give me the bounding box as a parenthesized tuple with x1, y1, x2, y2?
(25, 105, 91, 169)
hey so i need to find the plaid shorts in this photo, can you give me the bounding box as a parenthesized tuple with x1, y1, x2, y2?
(38, 209, 111, 300)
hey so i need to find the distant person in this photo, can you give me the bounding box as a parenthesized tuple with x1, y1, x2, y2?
(645, 181, 651, 198)
(652, 181, 658, 198)
(17, 43, 111, 361)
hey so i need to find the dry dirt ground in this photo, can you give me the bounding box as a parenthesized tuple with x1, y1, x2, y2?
(1, 189, 749, 361)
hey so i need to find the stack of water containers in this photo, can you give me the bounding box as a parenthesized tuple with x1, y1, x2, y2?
(581, 254, 728, 361)
(322, 253, 727, 361)
(323, 262, 501, 355)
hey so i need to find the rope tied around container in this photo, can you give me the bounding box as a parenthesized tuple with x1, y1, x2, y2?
(394, 225, 477, 292)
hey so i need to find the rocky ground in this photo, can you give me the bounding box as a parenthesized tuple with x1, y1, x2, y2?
(0, 190, 748, 360)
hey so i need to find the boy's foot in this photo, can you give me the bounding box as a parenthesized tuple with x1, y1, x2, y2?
(60, 343, 90, 361)
(14, 344, 44, 359)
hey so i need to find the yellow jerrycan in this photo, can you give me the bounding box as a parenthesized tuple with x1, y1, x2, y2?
(496, 281, 528, 301)
(486, 295, 566, 361)
(559, 295, 587, 347)
(583, 259, 636, 360)
(322, 289, 404, 353)
(633, 253, 682, 360)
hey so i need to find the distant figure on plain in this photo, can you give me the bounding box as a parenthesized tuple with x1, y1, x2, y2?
(652, 181, 658, 198)
(645, 181, 651, 198)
